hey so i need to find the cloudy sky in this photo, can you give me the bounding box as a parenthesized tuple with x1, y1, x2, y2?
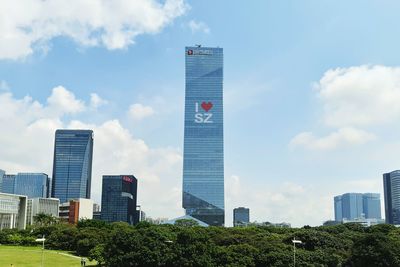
(1, 0, 400, 226)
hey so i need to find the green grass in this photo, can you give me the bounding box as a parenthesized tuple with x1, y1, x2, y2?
(0, 245, 97, 267)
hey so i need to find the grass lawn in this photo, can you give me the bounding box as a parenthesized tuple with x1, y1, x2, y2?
(0, 245, 97, 267)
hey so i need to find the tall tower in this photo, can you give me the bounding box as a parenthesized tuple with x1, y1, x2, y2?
(51, 129, 93, 203)
(101, 175, 139, 225)
(384, 170, 400, 224)
(182, 46, 224, 226)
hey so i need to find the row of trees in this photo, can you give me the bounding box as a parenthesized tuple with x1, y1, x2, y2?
(1, 216, 400, 266)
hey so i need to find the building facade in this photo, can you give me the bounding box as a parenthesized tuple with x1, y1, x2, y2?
(0, 193, 27, 230)
(334, 193, 381, 221)
(52, 129, 93, 203)
(182, 46, 225, 226)
(101, 175, 139, 225)
(14, 173, 49, 198)
(1, 174, 16, 194)
(59, 198, 93, 224)
(384, 170, 400, 224)
(0, 170, 4, 192)
(233, 207, 250, 226)
(26, 198, 59, 225)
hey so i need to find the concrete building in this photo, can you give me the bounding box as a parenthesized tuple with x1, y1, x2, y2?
(0, 193, 27, 230)
(59, 198, 93, 224)
(233, 207, 250, 226)
(26, 198, 59, 225)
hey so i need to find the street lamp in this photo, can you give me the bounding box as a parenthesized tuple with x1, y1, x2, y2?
(292, 238, 302, 267)
(35, 235, 46, 267)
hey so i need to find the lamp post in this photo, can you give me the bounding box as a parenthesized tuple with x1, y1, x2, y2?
(35, 235, 46, 267)
(292, 238, 302, 267)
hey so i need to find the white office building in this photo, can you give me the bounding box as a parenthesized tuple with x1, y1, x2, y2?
(26, 198, 59, 225)
(0, 193, 27, 230)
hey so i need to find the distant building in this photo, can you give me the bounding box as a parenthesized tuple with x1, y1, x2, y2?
(52, 129, 94, 203)
(140, 210, 146, 222)
(334, 193, 381, 221)
(384, 170, 400, 224)
(342, 217, 385, 227)
(0, 193, 27, 230)
(1, 174, 16, 194)
(101, 175, 139, 225)
(14, 173, 49, 198)
(93, 203, 101, 220)
(26, 198, 59, 225)
(233, 207, 250, 226)
(0, 169, 4, 192)
(59, 198, 93, 224)
(249, 221, 291, 228)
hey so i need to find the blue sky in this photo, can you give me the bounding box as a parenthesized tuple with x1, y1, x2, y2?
(2, 0, 400, 226)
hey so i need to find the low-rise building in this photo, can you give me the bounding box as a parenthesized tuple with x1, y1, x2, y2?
(26, 198, 59, 225)
(0, 193, 27, 230)
(59, 198, 93, 224)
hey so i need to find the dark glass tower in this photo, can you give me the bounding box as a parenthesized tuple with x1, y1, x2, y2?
(101, 175, 138, 225)
(233, 207, 250, 226)
(384, 170, 400, 224)
(51, 129, 93, 203)
(182, 46, 224, 226)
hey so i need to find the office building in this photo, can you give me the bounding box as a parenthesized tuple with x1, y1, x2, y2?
(101, 175, 139, 225)
(1, 174, 16, 194)
(26, 198, 59, 225)
(182, 46, 225, 226)
(14, 173, 49, 198)
(384, 170, 400, 224)
(0, 193, 27, 230)
(334, 193, 381, 221)
(0, 170, 4, 192)
(59, 198, 93, 224)
(52, 129, 94, 203)
(233, 207, 250, 226)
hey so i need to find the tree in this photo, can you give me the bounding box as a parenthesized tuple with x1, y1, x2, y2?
(174, 218, 200, 227)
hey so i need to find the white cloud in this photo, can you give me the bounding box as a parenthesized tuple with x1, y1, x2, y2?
(128, 103, 155, 120)
(317, 65, 400, 127)
(47, 86, 85, 115)
(291, 65, 400, 150)
(0, 0, 188, 60)
(188, 20, 210, 34)
(0, 87, 183, 219)
(290, 127, 376, 150)
(90, 93, 108, 109)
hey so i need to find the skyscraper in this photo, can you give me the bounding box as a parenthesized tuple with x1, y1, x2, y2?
(384, 170, 400, 224)
(334, 193, 381, 221)
(182, 46, 224, 226)
(51, 129, 93, 203)
(233, 207, 250, 227)
(1, 174, 16, 194)
(101, 175, 138, 225)
(0, 170, 4, 192)
(14, 173, 49, 198)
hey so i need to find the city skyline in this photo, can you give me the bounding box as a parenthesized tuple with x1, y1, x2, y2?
(2, 1, 400, 226)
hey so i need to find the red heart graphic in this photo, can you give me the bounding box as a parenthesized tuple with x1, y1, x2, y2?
(201, 102, 213, 112)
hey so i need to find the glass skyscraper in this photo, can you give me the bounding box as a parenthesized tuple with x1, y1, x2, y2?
(51, 129, 93, 203)
(233, 207, 250, 227)
(1, 174, 16, 194)
(384, 170, 400, 224)
(101, 175, 138, 225)
(334, 192, 381, 221)
(14, 173, 49, 198)
(182, 46, 224, 226)
(0, 170, 4, 192)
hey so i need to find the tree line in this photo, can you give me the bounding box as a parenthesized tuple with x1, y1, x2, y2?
(1, 215, 400, 266)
